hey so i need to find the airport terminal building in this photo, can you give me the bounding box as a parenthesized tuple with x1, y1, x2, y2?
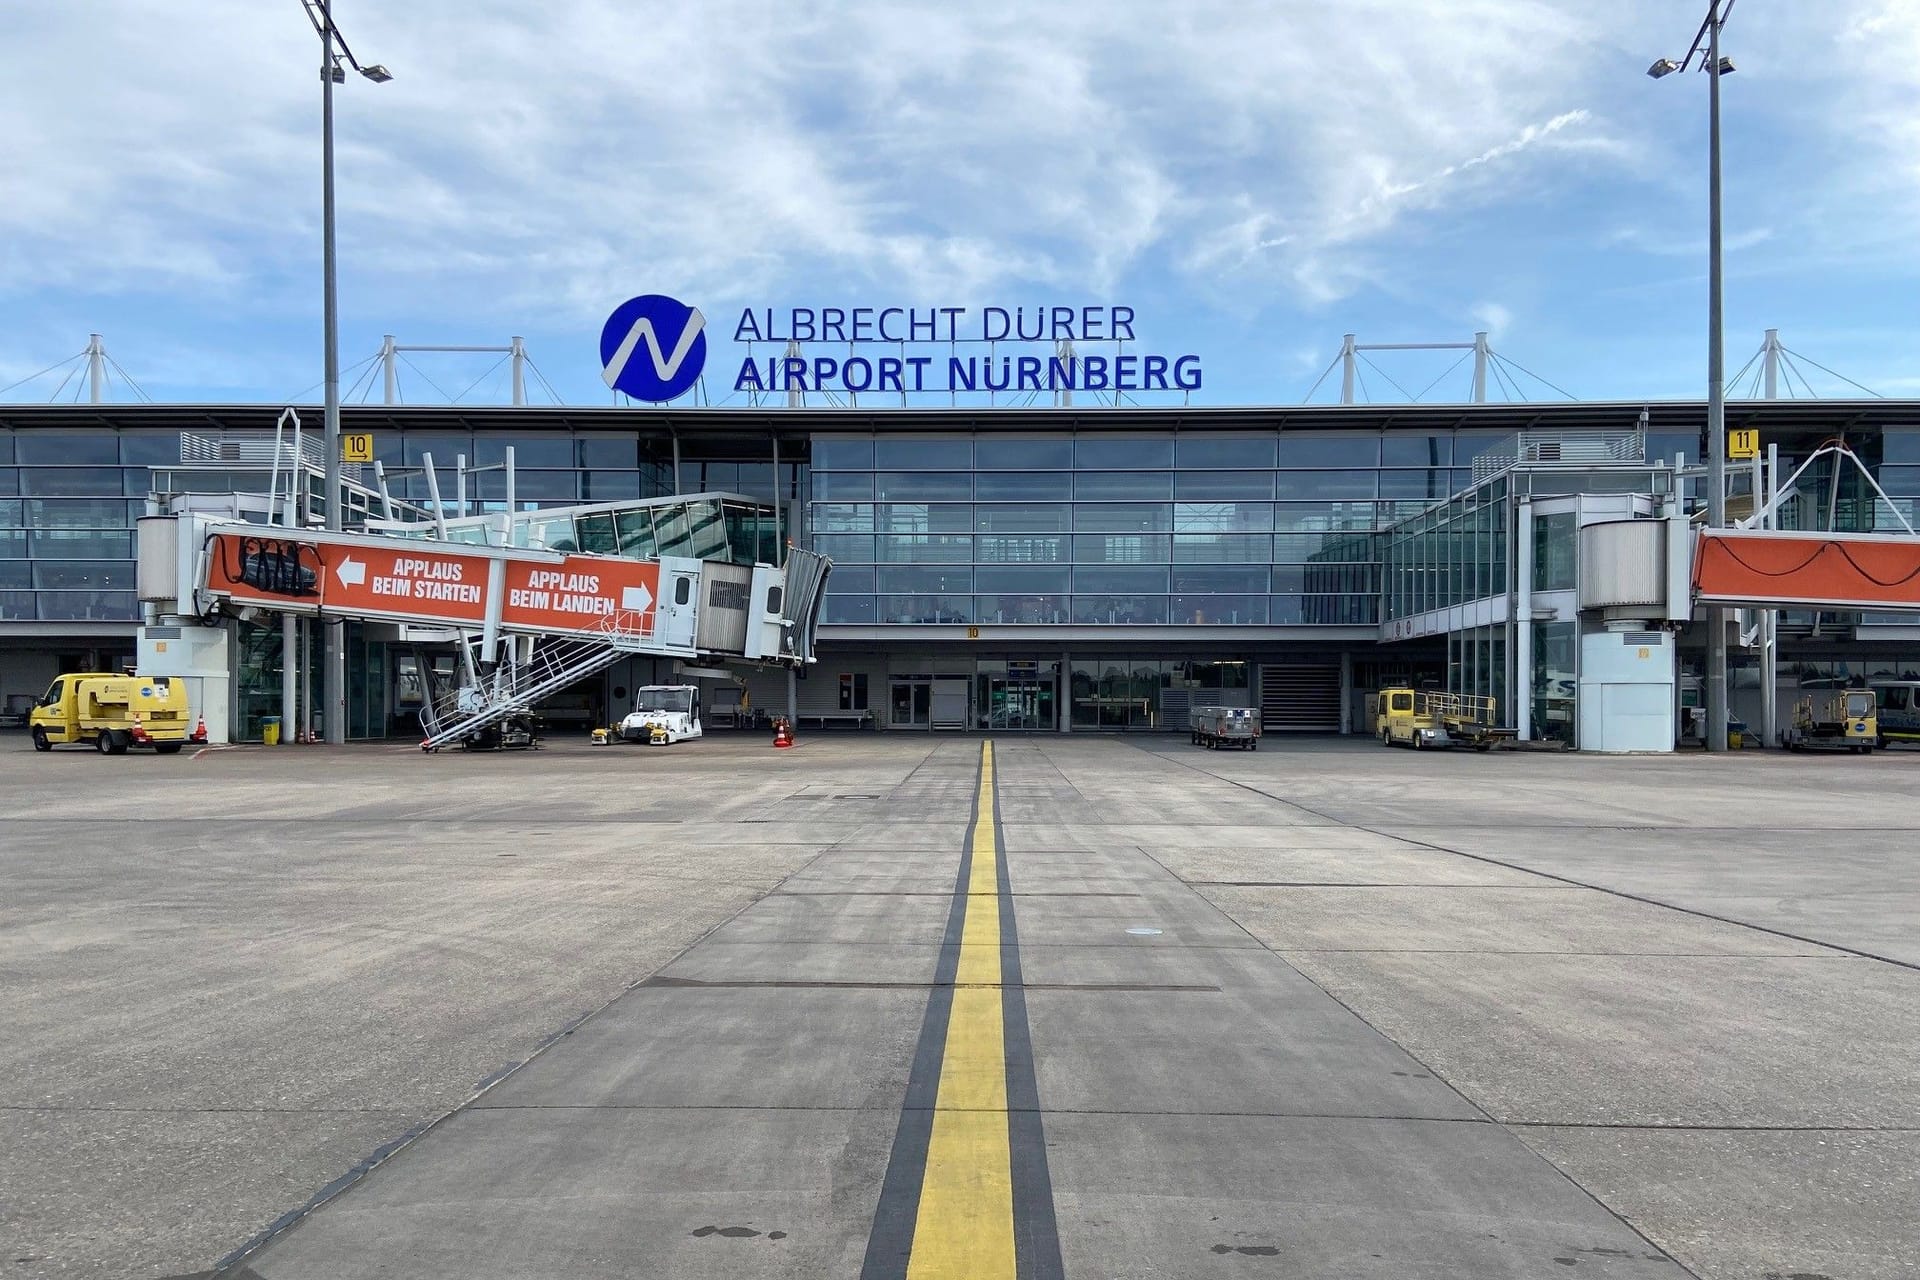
(2, 398, 1917, 741)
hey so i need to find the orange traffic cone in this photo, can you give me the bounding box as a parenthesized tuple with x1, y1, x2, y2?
(772, 718, 794, 749)
(191, 715, 208, 744)
(129, 710, 150, 745)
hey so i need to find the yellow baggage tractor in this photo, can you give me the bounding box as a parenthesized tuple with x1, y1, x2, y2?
(1375, 687, 1512, 752)
(1786, 689, 1877, 754)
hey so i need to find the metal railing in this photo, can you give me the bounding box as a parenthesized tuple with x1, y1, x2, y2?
(1471, 429, 1645, 483)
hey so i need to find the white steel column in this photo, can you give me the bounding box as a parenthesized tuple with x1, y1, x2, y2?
(1763, 328, 1780, 400)
(1339, 334, 1357, 404)
(381, 335, 398, 403)
(87, 334, 106, 403)
(1515, 500, 1534, 742)
(1471, 331, 1489, 403)
(510, 336, 526, 405)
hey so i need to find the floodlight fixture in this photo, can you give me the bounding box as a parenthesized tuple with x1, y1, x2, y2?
(1647, 57, 1681, 78)
(359, 64, 392, 83)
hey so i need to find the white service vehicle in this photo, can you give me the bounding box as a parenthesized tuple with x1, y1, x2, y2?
(619, 685, 703, 744)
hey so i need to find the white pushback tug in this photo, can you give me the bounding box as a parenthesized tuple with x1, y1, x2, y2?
(619, 685, 703, 745)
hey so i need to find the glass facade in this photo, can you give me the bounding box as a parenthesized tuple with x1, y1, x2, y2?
(809, 432, 1448, 627)
(0, 432, 158, 622)
(1380, 480, 1509, 622)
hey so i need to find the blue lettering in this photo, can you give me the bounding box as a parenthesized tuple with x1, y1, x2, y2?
(1080, 306, 1104, 341)
(1016, 355, 1043, 390)
(821, 308, 846, 343)
(940, 308, 965, 341)
(1174, 355, 1202, 391)
(1144, 355, 1170, 390)
(982, 307, 1010, 341)
(1048, 356, 1076, 388)
(1114, 355, 1139, 389)
(1082, 356, 1110, 391)
(734, 309, 764, 342)
(792, 309, 816, 342)
(1015, 307, 1045, 342)
(852, 308, 875, 342)
(880, 308, 906, 342)
(812, 356, 838, 388)
(909, 309, 937, 342)
(783, 357, 808, 389)
(878, 356, 904, 393)
(1111, 306, 1136, 342)
(948, 356, 977, 392)
(1051, 307, 1075, 340)
(906, 356, 932, 390)
(984, 357, 1013, 392)
(843, 357, 873, 392)
(735, 357, 765, 392)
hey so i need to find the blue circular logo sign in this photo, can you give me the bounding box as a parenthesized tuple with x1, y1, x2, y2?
(599, 294, 707, 402)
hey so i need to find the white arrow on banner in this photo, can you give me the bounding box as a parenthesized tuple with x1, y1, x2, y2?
(336, 558, 366, 587)
(621, 584, 653, 613)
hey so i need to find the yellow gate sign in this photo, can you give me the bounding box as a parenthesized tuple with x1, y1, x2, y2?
(342, 433, 374, 463)
(1728, 428, 1759, 460)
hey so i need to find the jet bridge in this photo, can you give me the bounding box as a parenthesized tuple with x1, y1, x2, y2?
(136, 505, 829, 750)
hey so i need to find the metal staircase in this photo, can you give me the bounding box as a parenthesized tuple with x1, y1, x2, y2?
(419, 609, 651, 751)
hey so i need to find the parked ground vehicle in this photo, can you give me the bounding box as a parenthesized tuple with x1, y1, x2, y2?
(619, 685, 703, 744)
(29, 673, 203, 755)
(1190, 706, 1260, 750)
(1375, 687, 1510, 751)
(1786, 689, 1877, 753)
(1868, 680, 1920, 749)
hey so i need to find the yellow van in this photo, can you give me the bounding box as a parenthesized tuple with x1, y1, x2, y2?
(29, 673, 203, 755)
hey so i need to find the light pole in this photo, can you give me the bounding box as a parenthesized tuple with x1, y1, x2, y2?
(1650, 0, 1735, 752)
(301, 1, 390, 743)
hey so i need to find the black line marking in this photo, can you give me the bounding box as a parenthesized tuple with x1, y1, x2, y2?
(857, 749, 982, 1280)
(993, 749, 1067, 1280)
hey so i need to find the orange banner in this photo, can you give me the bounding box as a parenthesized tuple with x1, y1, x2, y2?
(1694, 531, 1920, 610)
(201, 531, 659, 636)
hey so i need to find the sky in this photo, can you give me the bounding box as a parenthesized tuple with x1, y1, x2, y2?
(1, 0, 1915, 410)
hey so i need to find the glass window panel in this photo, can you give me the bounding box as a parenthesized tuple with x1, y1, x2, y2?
(577, 435, 638, 468)
(810, 502, 875, 532)
(875, 534, 973, 562)
(1173, 565, 1268, 593)
(876, 472, 971, 501)
(1881, 431, 1920, 465)
(0, 469, 15, 496)
(1074, 471, 1172, 500)
(0, 561, 27, 588)
(0, 588, 33, 618)
(821, 594, 876, 624)
(0, 437, 11, 463)
(1275, 470, 1377, 499)
(1175, 470, 1275, 500)
(1073, 565, 1169, 592)
(1175, 436, 1277, 468)
(812, 471, 874, 500)
(1174, 502, 1271, 531)
(487, 436, 570, 468)
(33, 560, 135, 589)
(875, 594, 972, 623)
(811, 534, 876, 562)
(118, 433, 182, 465)
(811, 436, 875, 470)
(122, 468, 151, 497)
(0, 500, 19, 526)
(682, 500, 727, 559)
(827, 566, 875, 593)
(1280, 434, 1380, 467)
(679, 462, 737, 493)
(574, 512, 617, 555)
(403, 434, 474, 467)
(1070, 595, 1169, 624)
(1455, 434, 1508, 463)
(614, 508, 657, 558)
(1074, 436, 1173, 469)
(878, 566, 973, 594)
(975, 471, 1070, 501)
(35, 590, 138, 620)
(20, 468, 122, 496)
(975, 594, 1068, 624)
(1380, 434, 1453, 466)
(28, 499, 130, 527)
(1378, 469, 1455, 500)
(507, 470, 578, 501)
(1072, 533, 1170, 563)
(1532, 511, 1577, 591)
(582, 471, 641, 501)
(1073, 503, 1172, 531)
(29, 529, 131, 558)
(0, 530, 27, 557)
(975, 437, 1072, 469)
(1876, 466, 1920, 496)
(976, 534, 1067, 562)
(878, 503, 973, 533)
(733, 463, 775, 498)
(977, 503, 1069, 532)
(976, 566, 1068, 593)
(15, 435, 119, 465)
(1173, 533, 1271, 561)
(876, 437, 972, 469)
(1171, 594, 1266, 623)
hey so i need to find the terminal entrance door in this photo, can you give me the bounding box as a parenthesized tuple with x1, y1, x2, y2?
(890, 677, 931, 729)
(979, 665, 1055, 730)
